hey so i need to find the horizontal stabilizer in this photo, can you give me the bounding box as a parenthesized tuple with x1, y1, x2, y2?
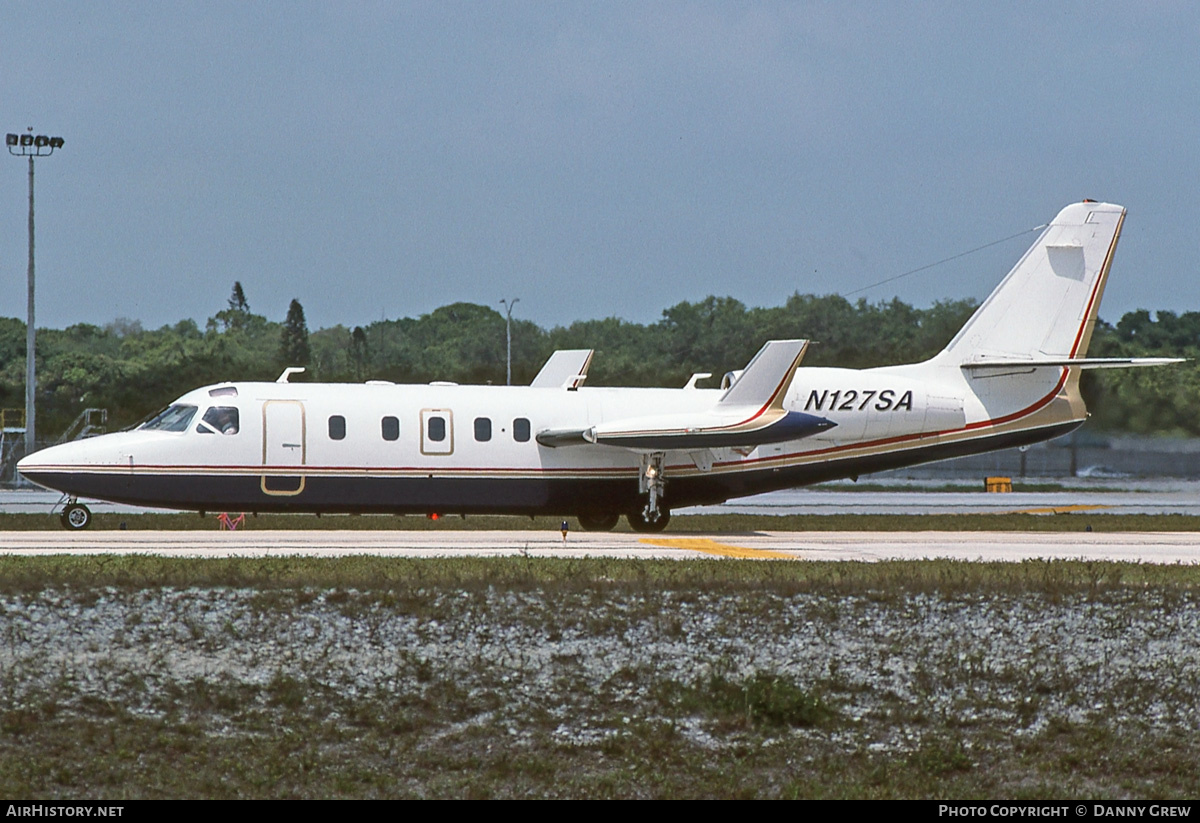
(530, 349, 594, 389)
(962, 357, 1185, 372)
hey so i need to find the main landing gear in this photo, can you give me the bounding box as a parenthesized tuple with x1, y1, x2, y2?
(628, 451, 670, 532)
(576, 451, 673, 533)
(627, 505, 670, 533)
(575, 509, 670, 533)
(60, 499, 92, 530)
(577, 512, 621, 532)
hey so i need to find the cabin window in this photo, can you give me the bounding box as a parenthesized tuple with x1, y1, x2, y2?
(329, 415, 346, 441)
(474, 417, 492, 442)
(382, 416, 400, 441)
(427, 416, 446, 442)
(513, 417, 530, 442)
(140, 405, 197, 433)
(196, 406, 240, 435)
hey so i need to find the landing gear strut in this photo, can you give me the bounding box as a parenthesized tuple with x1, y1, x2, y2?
(627, 452, 670, 532)
(60, 499, 92, 530)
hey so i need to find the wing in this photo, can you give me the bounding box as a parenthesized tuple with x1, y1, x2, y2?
(536, 339, 836, 450)
(530, 349, 594, 389)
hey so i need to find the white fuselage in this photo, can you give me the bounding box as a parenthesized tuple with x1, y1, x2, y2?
(16, 358, 1080, 516)
(18, 200, 1142, 529)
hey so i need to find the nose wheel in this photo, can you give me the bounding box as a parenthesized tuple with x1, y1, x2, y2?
(60, 501, 92, 530)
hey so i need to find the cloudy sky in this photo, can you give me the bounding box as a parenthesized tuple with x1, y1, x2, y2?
(1, 1, 1197, 333)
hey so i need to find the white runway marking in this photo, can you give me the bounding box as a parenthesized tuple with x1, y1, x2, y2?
(0, 529, 1197, 563)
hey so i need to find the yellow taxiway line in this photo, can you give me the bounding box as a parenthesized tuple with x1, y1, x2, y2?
(638, 537, 795, 560)
(1005, 504, 1110, 515)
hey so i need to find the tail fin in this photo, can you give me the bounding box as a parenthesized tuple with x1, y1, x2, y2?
(935, 201, 1125, 366)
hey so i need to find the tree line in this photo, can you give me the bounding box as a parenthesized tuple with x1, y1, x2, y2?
(0, 283, 1196, 439)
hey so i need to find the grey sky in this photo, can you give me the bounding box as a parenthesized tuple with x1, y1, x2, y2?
(2, 2, 1197, 333)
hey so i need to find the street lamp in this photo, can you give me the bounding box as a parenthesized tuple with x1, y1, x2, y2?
(7, 129, 64, 456)
(499, 297, 519, 386)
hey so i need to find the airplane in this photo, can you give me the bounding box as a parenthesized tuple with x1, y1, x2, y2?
(18, 201, 1181, 531)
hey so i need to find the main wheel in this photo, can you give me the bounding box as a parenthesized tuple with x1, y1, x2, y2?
(61, 503, 92, 531)
(577, 512, 620, 532)
(626, 506, 670, 533)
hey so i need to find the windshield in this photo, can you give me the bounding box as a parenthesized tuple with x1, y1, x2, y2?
(139, 404, 198, 432)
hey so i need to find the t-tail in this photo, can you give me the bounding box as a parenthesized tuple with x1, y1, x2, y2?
(905, 201, 1181, 446)
(934, 201, 1177, 373)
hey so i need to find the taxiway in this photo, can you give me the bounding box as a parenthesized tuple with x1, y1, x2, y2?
(0, 529, 1197, 563)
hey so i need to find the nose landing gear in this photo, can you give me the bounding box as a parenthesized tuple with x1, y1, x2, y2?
(59, 498, 93, 530)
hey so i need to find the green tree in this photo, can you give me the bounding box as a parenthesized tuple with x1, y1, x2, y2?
(214, 281, 254, 331)
(0, 318, 26, 402)
(350, 326, 368, 381)
(546, 316, 671, 387)
(5, 295, 1199, 438)
(279, 299, 311, 370)
(229, 281, 249, 313)
(1083, 311, 1200, 435)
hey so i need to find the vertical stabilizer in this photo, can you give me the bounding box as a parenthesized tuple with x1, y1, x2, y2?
(935, 201, 1125, 365)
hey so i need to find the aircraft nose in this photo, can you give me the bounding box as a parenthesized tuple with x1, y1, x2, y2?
(16, 449, 51, 474)
(16, 437, 111, 494)
(17, 443, 71, 490)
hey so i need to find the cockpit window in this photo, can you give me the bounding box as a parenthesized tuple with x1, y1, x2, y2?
(139, 405, 198, 432)
(196, 406, 240, 435)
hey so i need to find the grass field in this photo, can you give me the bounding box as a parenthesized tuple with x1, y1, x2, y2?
(1, 555, 1199, 798)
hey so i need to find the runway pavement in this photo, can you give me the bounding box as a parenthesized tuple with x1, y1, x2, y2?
(3, 481, 1199, 562)
(1, 529, 1197, 563)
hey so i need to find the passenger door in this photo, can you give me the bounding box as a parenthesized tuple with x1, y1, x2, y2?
(262, 400, 306, 495)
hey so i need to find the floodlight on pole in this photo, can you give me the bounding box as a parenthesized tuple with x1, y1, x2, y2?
(7, 128, 64, 458)
(499, 297, 519, 386)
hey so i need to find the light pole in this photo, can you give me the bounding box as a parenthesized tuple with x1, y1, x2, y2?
(7, 129, 64, 456)
(499, 297, 519, 386)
